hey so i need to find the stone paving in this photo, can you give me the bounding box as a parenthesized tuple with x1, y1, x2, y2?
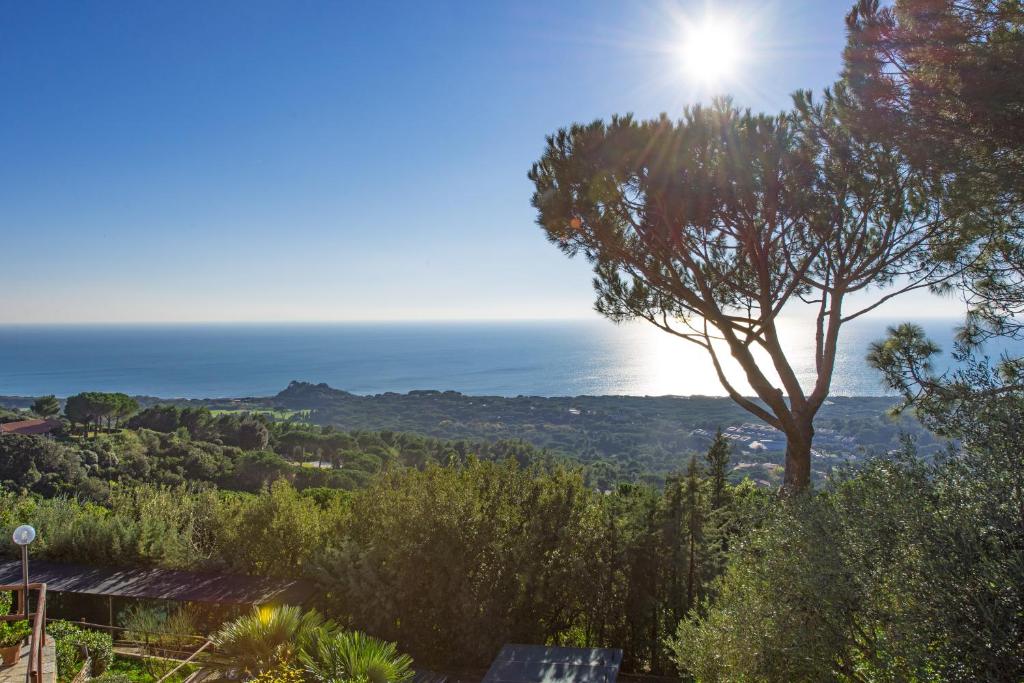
(0, 637, 56, 683)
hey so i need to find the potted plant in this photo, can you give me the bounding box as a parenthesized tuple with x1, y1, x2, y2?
(0, 620, 31, 666)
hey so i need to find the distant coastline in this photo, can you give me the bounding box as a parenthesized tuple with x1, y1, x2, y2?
(0, 318, 1005, 399)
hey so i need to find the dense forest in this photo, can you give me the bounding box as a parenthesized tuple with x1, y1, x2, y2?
(0, 388, 1018, 678)
(0, 384, 945, 488)
(0, 401, 760, 673)
(0, 403, 564, 500)
(0, 385, 953, 674)
(269, 382, 945, 477)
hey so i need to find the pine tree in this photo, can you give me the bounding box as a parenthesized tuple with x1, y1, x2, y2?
(661, 473, 687, 626)
(683, 455, 704, 610)
(31, 395, 60, 418)
(530, 99, 955, 491)
(705, 429, 731, 510)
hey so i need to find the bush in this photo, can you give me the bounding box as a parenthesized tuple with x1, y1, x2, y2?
(89, 674, 132, 683)
(103, 653, 197, 683)
(671, 443, 1024, 681)
(211, 605, 323, 676)
(120, 604, 201, 654)
(49, 620, 114, 680)
(0, 620, 31, 647)
(248, 663, 306, 683)
(301, 629, 413, 683)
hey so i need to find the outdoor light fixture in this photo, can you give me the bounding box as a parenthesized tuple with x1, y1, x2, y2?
(12, 524, 36, 617)
(12, 525, 35, 546)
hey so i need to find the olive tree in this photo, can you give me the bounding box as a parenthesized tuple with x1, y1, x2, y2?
(529, 96, 953, 490)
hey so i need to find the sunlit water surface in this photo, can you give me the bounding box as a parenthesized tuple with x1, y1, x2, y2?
(0, 318, 1015, 398)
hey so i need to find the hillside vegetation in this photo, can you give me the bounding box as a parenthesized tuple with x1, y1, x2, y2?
(1, 382, 945, 488)
(177, 381, 943, 485)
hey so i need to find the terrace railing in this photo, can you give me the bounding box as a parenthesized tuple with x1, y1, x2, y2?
(154, 640, 213, 683)
(1, 582, 48, 683)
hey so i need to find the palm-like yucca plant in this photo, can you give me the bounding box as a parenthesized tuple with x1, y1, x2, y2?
(211, 605, 324, 676)
(300, 629, 413, 683)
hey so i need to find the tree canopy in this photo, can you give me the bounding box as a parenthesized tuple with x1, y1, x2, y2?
(846, 0, 1024, 439)
(64, 392, 139, 432)
(846, 0, 1024, 345)
(529, 97, 953, 490)
(30, 395, 60, 418)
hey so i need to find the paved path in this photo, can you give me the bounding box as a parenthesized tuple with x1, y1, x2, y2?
(0, 637, 56, 683)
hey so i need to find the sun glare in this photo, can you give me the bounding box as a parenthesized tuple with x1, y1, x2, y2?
(676, 16, 743, 85)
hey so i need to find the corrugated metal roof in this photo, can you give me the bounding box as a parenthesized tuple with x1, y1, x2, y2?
(482, 645, 623, 683)
(0, 560, 315, 606)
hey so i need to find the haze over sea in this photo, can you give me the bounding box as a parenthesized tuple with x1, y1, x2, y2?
(0, 317, 1013, 400)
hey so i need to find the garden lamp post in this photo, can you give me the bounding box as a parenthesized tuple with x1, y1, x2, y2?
(12, 525, 36, 616)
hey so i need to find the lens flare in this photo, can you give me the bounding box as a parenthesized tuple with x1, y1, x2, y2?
(676, 16, 742, 85)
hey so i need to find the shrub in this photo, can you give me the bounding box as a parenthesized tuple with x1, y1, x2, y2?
(103, 653, 198, 683)
(301, 629, 413, 683)
(211, 605, 323, 676)
(49, 620, 114, 679)
(248, 663, 306, 683)
(0, 620, 31, 647)
(120, 604, 201, 654)
(89, 674, 132, 683)
(671, 445, 1024, 681)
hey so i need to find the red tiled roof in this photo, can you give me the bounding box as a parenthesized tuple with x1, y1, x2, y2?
(0, 418, 61, 436)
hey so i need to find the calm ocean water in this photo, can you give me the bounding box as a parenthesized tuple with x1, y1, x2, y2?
(0, 318, 1013, 399)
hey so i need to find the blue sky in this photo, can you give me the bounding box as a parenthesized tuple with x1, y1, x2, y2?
(0, 1, 952, 323)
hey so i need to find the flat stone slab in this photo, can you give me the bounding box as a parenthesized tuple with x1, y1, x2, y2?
(0, 636, 56, 683)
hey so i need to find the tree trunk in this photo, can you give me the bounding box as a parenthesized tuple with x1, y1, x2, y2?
(782, 421, 814, 492)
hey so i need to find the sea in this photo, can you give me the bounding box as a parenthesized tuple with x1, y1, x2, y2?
(0, 317, 1016, 399)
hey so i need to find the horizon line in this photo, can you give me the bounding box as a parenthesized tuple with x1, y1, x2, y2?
(0, 312, 966, 327)
(0, 316, 604, 327)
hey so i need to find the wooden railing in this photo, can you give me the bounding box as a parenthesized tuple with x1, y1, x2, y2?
(1, 582, 48, 683)
(154, 640, 213, 683)
(45, 619, 208, 646)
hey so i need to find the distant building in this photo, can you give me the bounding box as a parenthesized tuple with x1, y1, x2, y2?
(0, 418, 62, 437)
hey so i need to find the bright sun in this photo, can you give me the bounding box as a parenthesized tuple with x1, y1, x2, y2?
(677, 17, 742, 85)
